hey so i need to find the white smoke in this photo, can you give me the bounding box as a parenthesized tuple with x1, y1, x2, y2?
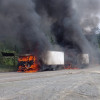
(72, 0, 100, 33)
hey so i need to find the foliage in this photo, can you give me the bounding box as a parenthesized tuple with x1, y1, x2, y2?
(0, 42, 18, 72)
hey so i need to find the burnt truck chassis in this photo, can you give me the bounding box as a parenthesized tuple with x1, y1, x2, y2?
(39, 64, 64, 71)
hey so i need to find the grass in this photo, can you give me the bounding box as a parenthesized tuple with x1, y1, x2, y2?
(0, 65, 18, 72)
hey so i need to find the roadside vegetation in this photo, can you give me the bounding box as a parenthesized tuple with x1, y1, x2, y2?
(0, 43, 18, 72)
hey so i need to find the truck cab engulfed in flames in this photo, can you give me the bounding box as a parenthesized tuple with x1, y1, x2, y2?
(18, 54, 39, 73)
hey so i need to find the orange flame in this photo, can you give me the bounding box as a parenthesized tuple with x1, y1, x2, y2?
(64, 63, 79, 70)
(18, 55, 39, 73)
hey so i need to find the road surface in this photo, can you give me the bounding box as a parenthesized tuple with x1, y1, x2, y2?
(0, 67, 100, 100)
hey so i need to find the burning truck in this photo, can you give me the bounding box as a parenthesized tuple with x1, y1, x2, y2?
(18, 51, 64, 72)
(17, 51, 90, 73)
(17, 54, 39, 73)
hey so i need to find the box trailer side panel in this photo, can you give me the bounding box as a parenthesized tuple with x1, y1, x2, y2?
(43, 51, 64, 65)
(77, 54, 89, 65)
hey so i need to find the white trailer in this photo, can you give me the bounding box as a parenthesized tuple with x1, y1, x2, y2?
(77, 54, 89, 68)
(44, 51, 64, 65)
(42, 51, 64, 71)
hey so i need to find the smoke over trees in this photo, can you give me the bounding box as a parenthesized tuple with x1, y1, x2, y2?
(0, 0, 100, 63)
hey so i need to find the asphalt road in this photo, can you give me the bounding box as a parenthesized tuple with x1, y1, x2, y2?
(0, 68, 100, 100)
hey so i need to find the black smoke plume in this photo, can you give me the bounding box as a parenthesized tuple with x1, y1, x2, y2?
(0, 0, 50, 56)
(0, 0, 100, 65)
